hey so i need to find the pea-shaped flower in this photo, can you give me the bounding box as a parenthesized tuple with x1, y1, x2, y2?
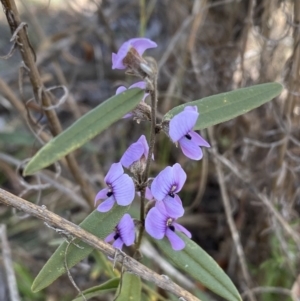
(120, 135, 150, 174)
(169, 106, 210, 160)
(105, 214, 135, 249)
(145, 206, 191, 251)
(95, 163, 135, 212)
(112, 38, 157, 70)
(151, 163, 186, 217)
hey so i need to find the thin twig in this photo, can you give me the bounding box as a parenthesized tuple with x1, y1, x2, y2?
(0, 0, 95, 207)
(0, 188, 201, 301)
(208, 127, 257, 301)
(0, 224, 21, 301)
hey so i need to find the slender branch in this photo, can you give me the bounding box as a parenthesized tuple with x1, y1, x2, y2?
(208, 127, 257, 301)
(0, 0, 95, 207)
(0, 188, 201, 301)
(0, 224, 21, 301)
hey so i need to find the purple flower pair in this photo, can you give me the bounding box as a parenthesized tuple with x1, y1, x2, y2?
(169, 106, 210, 160)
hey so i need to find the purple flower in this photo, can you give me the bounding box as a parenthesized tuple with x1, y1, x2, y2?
(120, 135, 149, 169)
(116, 82, 148, 118)
(151, 163, 186, 217)
(145, 206, 191, 251)
(112, 38, 157, 70)
(95, 163, 135, 212)
(105, 214, 135, 249)
(169, 106, 210, 160)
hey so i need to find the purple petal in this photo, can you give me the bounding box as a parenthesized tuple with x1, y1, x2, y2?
(172, 163, 186, 193)
(112, 237, 124, 249)
(129, 81, 147, 90)
(151, 166, 174, 201)
(122, 112, 133, 119)
(145, 207, 167, 239)
(105, 231, 116, 243)
(189, 131, 210, 147)
(184, 106, 198, 112)
(112, 41, 131, 69)
(117, 214, 135, 246)
(120, 140, 145, 168)
(165, 228, 185, 251)
(161, 194, 184, 218)
(169, 109, 199, 142)
(173, 222, 192, 238)
(179, 137, 203, 160)
(145, 187, 154, 201)
(130, 38, 157, 55)
(112, 174, 135, 206)
(116, 86, 127, 95)
(137, 135, 149, 158)
(97, 196, 115, 212)
(105, 163, 124, 184)
(94, 188, 109, 205)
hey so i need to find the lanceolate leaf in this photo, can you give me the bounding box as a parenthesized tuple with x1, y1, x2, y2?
(115, 272, 141, 301)
(72, 278, 120, 301)
(155, 234, 242, 301)
(163, 83, 283, 130)
(24, 88, 144, 175)
(31, 205, 130, 293)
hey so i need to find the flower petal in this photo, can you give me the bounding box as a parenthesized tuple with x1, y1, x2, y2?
(137, 135, 149, 158)
(129, 81, 147, 90)
(105, 162, 124, 184)
(161, 194, 184, 218)
(116, 86, 127, 95)
(104, 231, 116, 243)
(97, 196, 115, 212)
(120, 140, 145, 168)
(130, 38, 157, 55)
(112, 237, 124, 249)
(117, 214, 135, 246)
(165, 228, 185, 251)
(94, 188, 109, 205)
(184, 106, 198, 112)
(179, 137, 203, 160)
(172, 163, 186, 193)
(112, 41, 131, 69)
(169, 109, 199, 142)
(189, 131, 210, 147)
(173, 222, 192, 238)
(113, 174, 135, 206)
(145, 187, 154, 201)
(151, 166, 173, 201)
(145, 207, 167, 239)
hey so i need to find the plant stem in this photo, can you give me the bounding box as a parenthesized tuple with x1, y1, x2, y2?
(136, 75, 158, 250)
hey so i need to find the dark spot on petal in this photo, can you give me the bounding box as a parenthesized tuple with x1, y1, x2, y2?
(107, 191, 113, 197)
(168, 192, 175, 198)
(185, 134, 192, 140)
(114, 233, 120, 240)
(169, 225, 175, 232)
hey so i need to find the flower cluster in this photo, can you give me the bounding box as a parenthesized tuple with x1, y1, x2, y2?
(95, 38, 210, 252)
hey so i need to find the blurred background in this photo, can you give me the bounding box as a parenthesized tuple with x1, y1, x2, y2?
(0, 0, 300, 300)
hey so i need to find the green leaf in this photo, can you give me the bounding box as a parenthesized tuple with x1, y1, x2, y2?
(31, 205, 130, 292)
(24, 88, 144, 175)
(154, 234, 242, 301)
(163, 83, 283, 130)
(115, 272, 141, 301)
(72, 278, 120, 301)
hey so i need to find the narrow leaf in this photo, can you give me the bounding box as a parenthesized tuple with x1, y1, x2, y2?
(115, 272, 141, 301)
(32, 205, 129, 292)
(24, 88, 144, 175)
(163, 83, 283, 130)
(72, 278, 120, 301)
(154, 234, 242, 301)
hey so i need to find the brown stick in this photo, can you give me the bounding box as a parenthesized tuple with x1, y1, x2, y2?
(0, 188, 201, 301)
(0, 0, 95, 207)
